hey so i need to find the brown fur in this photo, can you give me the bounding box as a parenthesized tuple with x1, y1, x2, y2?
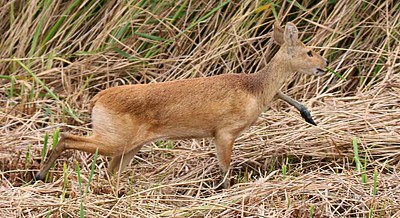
(36, 22, 328, 188)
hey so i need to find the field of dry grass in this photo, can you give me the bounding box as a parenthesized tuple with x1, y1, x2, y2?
(1, 0, 399, 217)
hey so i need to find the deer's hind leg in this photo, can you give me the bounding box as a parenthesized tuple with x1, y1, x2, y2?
(108, 144, 144, 175)
(35, 133, 113, 181)
(107, 131, 160, 176)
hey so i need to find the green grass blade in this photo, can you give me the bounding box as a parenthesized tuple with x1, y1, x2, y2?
(8, 76, 15, 98)
(327, 67, 346, 81)
(310, 205, 314, 218)
(20, 82, 26, 106)
(41, 0, 82, 53)
(271, 3, 278, 20)
(15, 59, 83, 123)
(29, 81, 35, 102)
(80, 74, 93, 92)
(286, 0, 307, 12)
(171, 0, 189, 24)
(362, 155, 367, 185)
(0, 75, 13, 80)
(25, 144, 32, 166)
(373, 169, 378, 196)
(171, 0, 231, 40)
(52, 128, 60, 149)
(85, 148, 98, 195)
(112, 21, 131, 44)
(282, 163, 287, 178)
(109, 0, 147, 45)
(9, 2, 15, 26)
(121, 0, 230, 59)
(75, 162, 84, 217)
(41, 133, 49, 165)
(131, 0, 230, 58)
(135, 32, 165, 42)
(112, 47, 135, 59)
(61, 162, 68, 202)
(46, 51, 55, 70)
(80, 201, 84, 218)
(352, 137, 361, 173)
(29, 0, 52, 57)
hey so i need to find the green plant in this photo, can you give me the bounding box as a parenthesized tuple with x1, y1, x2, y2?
(76, 148, 98, 217)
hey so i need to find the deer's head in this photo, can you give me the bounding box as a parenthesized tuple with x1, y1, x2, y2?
(274, 22, 328, 76)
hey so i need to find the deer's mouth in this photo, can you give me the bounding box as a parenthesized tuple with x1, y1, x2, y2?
(315, 68, 326, 75)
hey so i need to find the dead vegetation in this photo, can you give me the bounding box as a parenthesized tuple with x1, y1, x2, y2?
(1, 0, 399, 217)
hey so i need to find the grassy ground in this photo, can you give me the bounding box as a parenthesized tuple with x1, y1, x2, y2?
(1, 0, 399, 217)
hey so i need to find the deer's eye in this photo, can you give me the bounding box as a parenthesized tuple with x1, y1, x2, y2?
(307, 51, 313, 57)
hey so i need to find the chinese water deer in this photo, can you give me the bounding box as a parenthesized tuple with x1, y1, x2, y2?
(36, 22, 328, 187)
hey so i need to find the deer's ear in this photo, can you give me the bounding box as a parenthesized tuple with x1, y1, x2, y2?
(284, 22, 299, 47)
(273, 23, 284, 45)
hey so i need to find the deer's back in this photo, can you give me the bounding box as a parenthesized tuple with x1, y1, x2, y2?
(90, 74, 262, 139)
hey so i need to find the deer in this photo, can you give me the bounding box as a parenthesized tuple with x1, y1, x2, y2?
(35, 22, 328, 188)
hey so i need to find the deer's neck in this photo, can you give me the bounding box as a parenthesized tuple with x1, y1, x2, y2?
(251, 54, 293, 107)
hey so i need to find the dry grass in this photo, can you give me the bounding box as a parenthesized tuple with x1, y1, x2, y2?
(1, 0, 400, 217)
